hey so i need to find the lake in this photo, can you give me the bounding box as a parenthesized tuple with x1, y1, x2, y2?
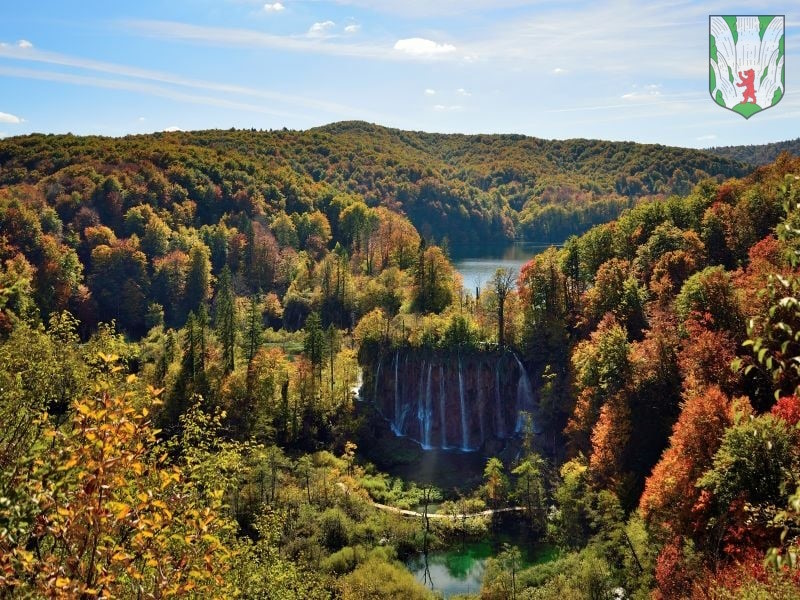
(406, 537, 558, 598)
(450, 242, 557, 294)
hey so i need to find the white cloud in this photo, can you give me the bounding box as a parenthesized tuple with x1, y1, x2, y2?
(456, 87, 471, 97)
(394, 37, 456, 57)
(344, 24, 360, 34)
(552, 67, 566, 74)
(164, 126, 182, 132)
(263, 2, 284, 12)
(17, 40, 33, 49)
(0, 111, 23, 124)
(138, 116, 147, 122)
(622, 84, 662, 101)
(308, 21, 335, 37)
(123, 20, 459, 62)
(424, 88, 436, 96)
(433, 104, 462, 111)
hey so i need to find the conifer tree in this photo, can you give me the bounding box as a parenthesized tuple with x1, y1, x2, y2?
(215, 266, 236, 374)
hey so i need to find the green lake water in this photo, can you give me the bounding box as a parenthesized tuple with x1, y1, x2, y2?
(407, 537, 558, 598)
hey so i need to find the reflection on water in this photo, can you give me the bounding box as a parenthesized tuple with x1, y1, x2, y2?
(451, 242, 557, 294)
(407, 541, 490, 598)
(406, 539, 558, 599)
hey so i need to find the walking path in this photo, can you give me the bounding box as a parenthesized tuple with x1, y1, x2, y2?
(371, 502, 525, 519)
(336, 482, 524, 519)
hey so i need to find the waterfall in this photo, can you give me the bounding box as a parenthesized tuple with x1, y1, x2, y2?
(476, 361, 485, 447)
(351, 368, 363, 401)
(373, 356, 382, 402)
(458, 355, 469, 451)
(424, 362, 433, 449)
(372, 348, 536, 450)
(495, 356, 504, 438)
(393, 351, 399, 431)
(513, 354, 535, 433)
(439, 363, 447, 448)
(416, 360, 426, 442)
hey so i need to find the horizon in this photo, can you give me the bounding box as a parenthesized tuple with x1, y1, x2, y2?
(2, 119, 798, 151)
(1, 1, 797, 148)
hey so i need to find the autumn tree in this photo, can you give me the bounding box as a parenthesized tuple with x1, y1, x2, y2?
(491, 267, 516, 347)
(484, 457, 508, 509)
(0, 358, 233, 597)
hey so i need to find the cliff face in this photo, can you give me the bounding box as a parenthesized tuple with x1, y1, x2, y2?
(368, 348, 535, 451)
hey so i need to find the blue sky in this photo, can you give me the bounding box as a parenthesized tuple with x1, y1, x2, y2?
(0, 1, 797, 147)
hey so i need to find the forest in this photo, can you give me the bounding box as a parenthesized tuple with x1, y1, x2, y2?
(0, 126, 799, 599)
(0, 122, 748, 247)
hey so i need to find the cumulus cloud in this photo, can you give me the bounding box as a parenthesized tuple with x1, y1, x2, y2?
(17, 40, 33, 49)
(456, 87, 471, 97)
(263, 2, 285, 12)
(344, 24, 360, 34)
(552, 67, 567, 74)
(164, 126, 182, 132)
(424, 88, 436, 96)
(393, 37, 456, 57)
(308, 21, 335, 37)
(138, 116, 147, 122)
(0, 111, 23, 124)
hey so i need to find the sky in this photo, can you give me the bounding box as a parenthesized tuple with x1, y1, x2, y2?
(0, 0, 797, 148)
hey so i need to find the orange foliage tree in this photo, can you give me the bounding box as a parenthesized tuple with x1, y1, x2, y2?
(0, 355, 233, 598)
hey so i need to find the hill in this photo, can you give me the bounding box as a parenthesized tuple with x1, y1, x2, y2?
(708, 137, 800, 165)
(0, 122, 748, 245)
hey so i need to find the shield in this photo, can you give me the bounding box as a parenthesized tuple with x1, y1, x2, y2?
(709, 15, 785, 118)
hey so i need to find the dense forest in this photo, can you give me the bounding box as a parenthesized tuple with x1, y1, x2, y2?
(0, 123, 748, 247)
(0, 125, 799, 599)
(709, 138, 800, 166)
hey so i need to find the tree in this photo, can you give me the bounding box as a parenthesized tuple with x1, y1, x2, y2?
(184, 243, 212, 315)
(215, 265, 236, 374)
(242, 293, 263, 366)
(512, 453, 547, 533)
(326, 324, 341, 394)
(412, 243, 454, 314)
(491, 267, 516, 347)
(484, 457, 508, 509)
(698, 413, 795, 508)
(639, 386, 737, 534)
(0, 360, 233, 597)
(304, 312, 325, 389)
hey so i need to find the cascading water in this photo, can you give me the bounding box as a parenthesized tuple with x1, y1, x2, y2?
(373, 356, 382, 402)
(513, 354, 535, 433)
(495, 358, 504, 438)
(476, 361, 486, 444)
(439, 363, 447, 448)
(393, 351, 399, 433)
(458, 356, 469, 451)
(424, 362, 433, 449)
(372, 349, 536, 451)
(416, 360, 426, 442)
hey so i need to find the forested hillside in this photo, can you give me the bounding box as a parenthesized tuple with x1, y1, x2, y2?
(0, 123, 799, 599)
(0, 122, 747, 246)
(709, 138, 800, 165)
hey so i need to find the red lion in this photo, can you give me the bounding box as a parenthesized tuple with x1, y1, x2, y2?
(736, 69, 757, 104)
